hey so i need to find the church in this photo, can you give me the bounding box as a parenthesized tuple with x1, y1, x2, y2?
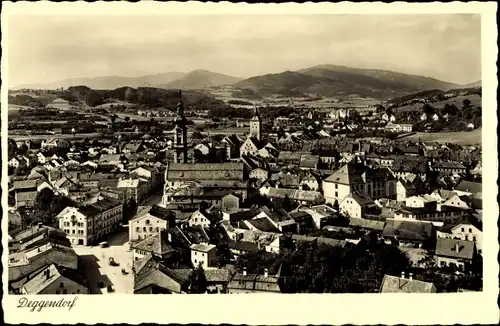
(162, 91, 248, 208)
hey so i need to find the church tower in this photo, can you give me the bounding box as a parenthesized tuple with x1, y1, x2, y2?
(249, 105, 262, 141)
(173, 90, 188, 163)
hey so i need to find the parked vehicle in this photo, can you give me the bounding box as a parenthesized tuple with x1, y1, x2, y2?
(108, 257, 119, 266)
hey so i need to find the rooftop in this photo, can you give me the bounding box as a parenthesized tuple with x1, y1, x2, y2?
(380, 274, 436, 293)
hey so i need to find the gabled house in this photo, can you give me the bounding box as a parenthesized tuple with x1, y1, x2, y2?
(379, 273, 436, 293)
(435, 237, 475, 272)
(339, 191, 376, 219)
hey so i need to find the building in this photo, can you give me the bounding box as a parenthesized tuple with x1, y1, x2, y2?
(21, 263, 88, 295)
(249, 106, 262, 141)
(163, 162, 247, 206)
(339, 191, 376, 219)
(435, 238, 475, 272)
(450, 223, 482, 253)
(187, 210, 211, 228)
(133, 254, 189, 294)
(379, 273, 437, 293)
(190, 243, 217, 268)
(57, 199, 123, 246)
(131, 230, 176, 262)
(323, 163, 396, 204)
(227, 269, 281, 293)
(129, 206, 175, 243)
(173, 91, 188, 163)
(382, 219, 435, 248)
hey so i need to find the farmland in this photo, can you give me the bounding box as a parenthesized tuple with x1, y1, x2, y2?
(402, 128, 482, 145)
(394, 94, 482, 112)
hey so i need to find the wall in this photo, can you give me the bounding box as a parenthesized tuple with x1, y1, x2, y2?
(129, 215, 168, 242)
(323, 181, 350, 205)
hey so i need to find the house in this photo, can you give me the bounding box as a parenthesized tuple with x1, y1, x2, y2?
(379, 273, 437, 293)
(420, 113, 427, 121)
(454, 180, 482, 197)
(451, 223, 482, 253)
(42, 138, 70, 149)
(296, 205, 337, 229)
(300, 171, 319, 191)
(57, 199, 123, 246)
(240, 137, 265, 157)
(339, 191, 375, 219)
(21, 263, 88, 295)
(432, 113, 439, 121)
(442, 194, 470, 209)
(396, 179, 416, 201)
(133, 254, 189, 294)
(129, 205, 175, 242)
(249, 168, 269, 183)
(393, 204, 469, 226)
(299, 154, 320, 170)
(221, 193, 240, 213)
(8, 237, 79, 285)
(323, 163, 396, 204)
(431, 161, 466, 175)
(98, 154, 122, 166)
(8, 156, 30, 169)
(382, 219, 435, 248)
(190, 243, 217, 268)
(130, 230, 176, 262)
(348, 218, 385, 233)
(187, 210, 211, 228)
(435, 238, 475, 272)
(263, 188, 324, 206)
(37, 152, 48, 164)
(174, 268, 230, 293)
(227, 269, 281, 293)
(118, 178, 148, 204)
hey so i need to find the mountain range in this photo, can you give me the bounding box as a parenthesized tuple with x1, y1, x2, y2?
(12, 65, 477, 100)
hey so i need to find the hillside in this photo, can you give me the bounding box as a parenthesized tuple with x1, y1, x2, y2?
(159, 69, 242, 90)
(462, 80, 482, 88)
(12, 72, 187, 90)
(235, 65, 459, 100)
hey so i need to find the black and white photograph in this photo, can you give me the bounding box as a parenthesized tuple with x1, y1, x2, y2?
(2, 1, 498, 325)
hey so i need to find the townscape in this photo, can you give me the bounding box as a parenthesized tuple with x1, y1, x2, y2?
(7, 84, 483, 295)
(6, 14, 483, 296)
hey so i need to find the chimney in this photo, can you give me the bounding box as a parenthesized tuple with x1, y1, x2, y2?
(455, 243, 460, 253)
(401, 271, 405, 279)
(38, 222, 43, 230)
(409, 273, 413, 281)
(243, 267, 247, 276)
(264, 268, 268, 277)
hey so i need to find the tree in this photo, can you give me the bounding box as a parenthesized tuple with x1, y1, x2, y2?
(85, 90, 103, 107)
(462, 98, 472, 109)
(333, 199, 340, 212)
(422, 103, 436, 116)
(124, 116, 130, 123)
(190, 262, 208, 294)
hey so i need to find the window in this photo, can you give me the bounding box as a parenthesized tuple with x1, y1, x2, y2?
(461, 227, 464, 232)
(146, 219, 150, 225)
(469, 228, 472, 233)
(194, 259, 197, 263)
(143, 227, 146, 232)
(335, 184, 338, 189)
(60, 282, 64, 288)
(149, 227, 153, 232)
(156, 227, 159, 232)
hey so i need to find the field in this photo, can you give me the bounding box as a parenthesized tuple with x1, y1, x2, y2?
(396, 94, 482, 112)
(403, 128, 482, 145)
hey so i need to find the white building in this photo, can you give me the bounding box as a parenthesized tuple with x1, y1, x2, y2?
(190, 243, 217, 269)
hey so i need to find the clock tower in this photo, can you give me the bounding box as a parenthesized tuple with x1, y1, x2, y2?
(173, 90, 188, 163)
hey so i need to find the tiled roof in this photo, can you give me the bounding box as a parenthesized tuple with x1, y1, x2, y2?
(455, 180, 482, 195)
(166, 163, 244, 181)
(245, 218, 280, 233)
(380, 275, 436, 293)
(16, 191, 38, 202)
(227, 273, 280, 292)
(14, 180, 40, 190)
(22, 263, 87, 294)
(435, 238, 474, 260)
(382, 219, 433, 241)
(131, 231, 176, 256)
(190, 243, 216, 252)
(349, 218, 385, 231)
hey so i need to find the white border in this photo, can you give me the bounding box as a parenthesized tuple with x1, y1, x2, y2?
(2, 2, 498, 325)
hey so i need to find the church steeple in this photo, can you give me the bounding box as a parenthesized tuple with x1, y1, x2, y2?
(250, 104, 262, 141)
(173, 90, 188, 163)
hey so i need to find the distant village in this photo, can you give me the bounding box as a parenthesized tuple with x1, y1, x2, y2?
(7, 90, 483, 295)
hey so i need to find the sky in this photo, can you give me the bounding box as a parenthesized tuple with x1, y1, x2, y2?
(7, 14, 481, 87)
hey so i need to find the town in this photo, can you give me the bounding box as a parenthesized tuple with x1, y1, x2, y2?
(7, 84, 483, 295)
